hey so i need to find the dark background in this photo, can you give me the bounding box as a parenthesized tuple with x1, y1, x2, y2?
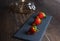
(0, 0, 60, 41)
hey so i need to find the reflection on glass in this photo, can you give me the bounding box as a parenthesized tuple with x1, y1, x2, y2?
(9, 0, 36, 27)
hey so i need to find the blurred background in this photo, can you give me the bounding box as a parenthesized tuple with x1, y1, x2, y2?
(0, 0, 60, 41)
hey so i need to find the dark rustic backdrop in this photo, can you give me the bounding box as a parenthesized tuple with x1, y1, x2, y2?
(0, 0, 60, 41)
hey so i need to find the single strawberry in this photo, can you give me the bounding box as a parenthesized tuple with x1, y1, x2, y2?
(38, 12, 46, 19)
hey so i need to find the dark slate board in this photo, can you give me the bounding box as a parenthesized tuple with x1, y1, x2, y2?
(14, 13, 52, 41)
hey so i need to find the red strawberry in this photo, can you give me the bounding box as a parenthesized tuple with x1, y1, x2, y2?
(33, 16, 42, 25)
(27, 26, 38, 35)
(38, 12, 46, 19)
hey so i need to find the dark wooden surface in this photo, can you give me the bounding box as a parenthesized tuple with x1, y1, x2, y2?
(0, 9, 33, 41)
(0, 0, 60, 41)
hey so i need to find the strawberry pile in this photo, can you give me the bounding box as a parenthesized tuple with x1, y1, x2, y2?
(27, 12, 46, 35)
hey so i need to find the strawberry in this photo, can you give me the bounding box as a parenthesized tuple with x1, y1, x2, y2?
(27, 26, 39, 34)
(38, 12, 46, 19)
(33, 16, 42, 25)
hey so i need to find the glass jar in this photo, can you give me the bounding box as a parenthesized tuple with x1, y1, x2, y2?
(9, 0, 36, 27)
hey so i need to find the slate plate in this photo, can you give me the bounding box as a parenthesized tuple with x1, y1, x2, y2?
(14, 13, 52, 41)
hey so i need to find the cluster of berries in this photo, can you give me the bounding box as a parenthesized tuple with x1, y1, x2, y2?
(27, 12, 46, 35)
